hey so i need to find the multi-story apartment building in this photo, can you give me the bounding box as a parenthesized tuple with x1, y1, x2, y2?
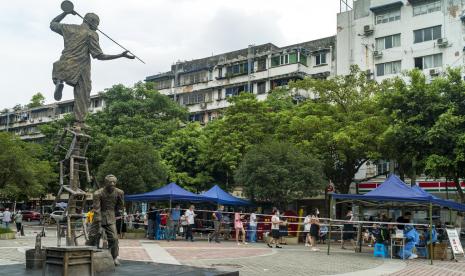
(145, 37, 336, 123)
(337, 0, 465, 80)
(0, 95, 104, 140)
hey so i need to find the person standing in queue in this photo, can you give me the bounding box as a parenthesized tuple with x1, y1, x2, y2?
(309, 210, 320, 251)
(184, 205, 196, 242)
(209, 205, 224, 243)
(341, 210, 356, 250)
(267, 209, 282, 248)
(168, 204, 181, 241)
(147, 205, 157, 240)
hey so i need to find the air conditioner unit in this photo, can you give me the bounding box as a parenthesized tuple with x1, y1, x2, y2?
(364, 25, 374, 35)
(373, 50, 383, 58)
(365, 69, 374, 79)
(429, 68, 440, 76)
(437, 38, 448, 48)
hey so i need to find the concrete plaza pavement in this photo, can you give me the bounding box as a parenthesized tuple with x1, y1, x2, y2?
(1, 227, 465, 275)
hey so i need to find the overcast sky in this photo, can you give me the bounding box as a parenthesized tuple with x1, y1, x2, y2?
(0, 0, 339, 110)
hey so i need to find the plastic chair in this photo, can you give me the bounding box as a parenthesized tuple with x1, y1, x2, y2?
(373, 243, 388, 258)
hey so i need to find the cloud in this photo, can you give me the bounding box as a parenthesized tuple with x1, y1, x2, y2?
(0, 0, 338, 109)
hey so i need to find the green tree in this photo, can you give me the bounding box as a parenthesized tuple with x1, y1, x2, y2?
(28, 92, 46, 108)
(162, 122, 211, 192)
(283, 66, 387, 193)
(424, 68, 465, 202)
(379, 69, 445, 184)
(202, 93, 274, 188)
(88, 82, 188, 147)
(0, 132, 56, 200)
(97, 139, 168, 195)
(235, 140, 326, 207)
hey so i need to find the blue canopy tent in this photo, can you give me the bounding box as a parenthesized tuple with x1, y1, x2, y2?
(125, 182, 207, 207)
(411, 185, 465, 212)
(332, 174, 433, 203)
(201, 185, 251, 206)
(332, 174, 465, 211)
(329, 174, 465, 263)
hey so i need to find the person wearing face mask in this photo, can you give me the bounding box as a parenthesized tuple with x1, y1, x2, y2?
(86, 174, 124, 265)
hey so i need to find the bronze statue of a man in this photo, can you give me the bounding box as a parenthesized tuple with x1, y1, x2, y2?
(50, 9, 134, 124)
(86, 175, 124, 265)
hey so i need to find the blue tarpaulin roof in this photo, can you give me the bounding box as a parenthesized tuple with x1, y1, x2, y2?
(332, 175, 465, 211)
(411, 185, 465, 212)
(201, 185, 251, 206)
(125, 182, 206, 202)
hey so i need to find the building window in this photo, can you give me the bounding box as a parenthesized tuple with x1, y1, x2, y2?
(271, 78, 293, 89)
(218, 67, 223, 78)
(375, 9, 401, 25)
(181, 93, 205, 105)
(413, 0, 441, 16)
(257, 82, 266, 95)
(179, 71, 207, 85)
(314, 52, 327, 66)
(270, 52, 298, 67)
(225, 85, 247, 97)
(376, 60, 401, 76)
(154, 79, 171, 90)
(414, 25, 441, 43)
(226, 62, 249, 77)
(189, 113, 204, 123)
(257, 58, 267, 71)
(299, 52, 308, 66)
(93, 99, 102, 108)
(414, 53, 442, 70)
(376, 34, 401, 50)
(59, 104, 73, 114)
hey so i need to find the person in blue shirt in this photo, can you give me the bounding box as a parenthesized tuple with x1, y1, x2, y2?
(167, 205, 181, 241)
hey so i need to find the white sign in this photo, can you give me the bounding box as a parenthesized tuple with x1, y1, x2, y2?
(446, 228, 464, 255)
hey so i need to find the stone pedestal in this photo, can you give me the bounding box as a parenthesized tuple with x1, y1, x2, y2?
(92, 249, 115, 273)
(43, 246, 94, 276)
(25, 248, 46, 269)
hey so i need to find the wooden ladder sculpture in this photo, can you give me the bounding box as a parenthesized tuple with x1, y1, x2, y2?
(54, 127, 91, 246)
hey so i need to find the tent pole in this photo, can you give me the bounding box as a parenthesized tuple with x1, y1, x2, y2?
(327, 195, 333, 255)
(429, 202, 433, 265)
(357, 203, 363, 253)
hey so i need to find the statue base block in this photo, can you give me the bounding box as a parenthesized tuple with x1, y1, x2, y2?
(93, 249, 115, 273)
(43, 246, 94, 276)
(25, 248, 46, 269)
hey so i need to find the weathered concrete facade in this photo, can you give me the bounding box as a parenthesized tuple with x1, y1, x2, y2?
(146, 37, 336, 123)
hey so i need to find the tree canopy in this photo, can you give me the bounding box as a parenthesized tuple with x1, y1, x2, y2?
(0, 132, 56, 200)
(235, 140, 326, 207)
(97, 139, 167, 194)
(27, 92, 46, 108)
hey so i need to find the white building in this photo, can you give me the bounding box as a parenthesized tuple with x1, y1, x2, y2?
(337, 0, 465, 80)
(146, 38, 336, 123)
(0, 95, 104, 140)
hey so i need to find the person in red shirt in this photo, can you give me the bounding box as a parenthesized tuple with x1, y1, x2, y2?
(160, 210, 168, 240)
